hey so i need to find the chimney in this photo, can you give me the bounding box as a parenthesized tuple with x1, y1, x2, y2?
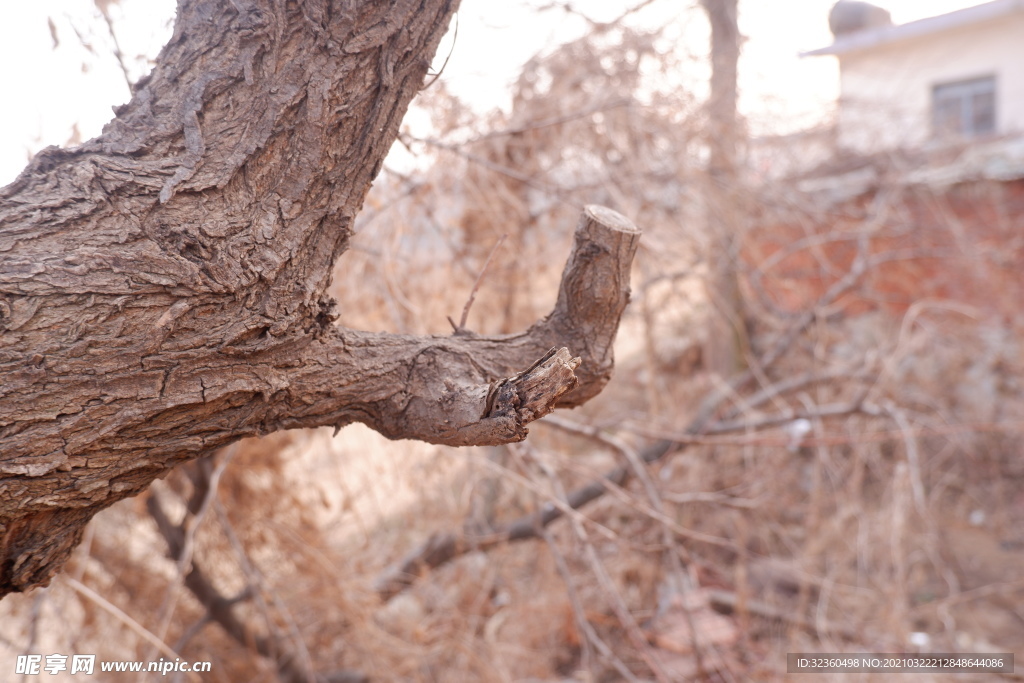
(828, 1, 893, 37)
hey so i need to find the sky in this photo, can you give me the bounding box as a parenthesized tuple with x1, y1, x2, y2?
(0, 0, 986, 187)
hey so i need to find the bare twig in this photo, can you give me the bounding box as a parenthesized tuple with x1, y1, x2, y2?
(95, 1, 133, 93)
(407, 134, 581, 207)
(541, 416, 734, 548)
(535, 423, 736, 679)
(706, 589, 858, 641)
(213, 503, 320, 683)
(450, 233, 507, 333)
(421, 11, 457, 90)
(662, 491, 758, 508)
(146, 464, 368, 683)
(625, 398, 868, 442)
(515, 442, 672, 683)
(538, 525, 639, 681)
(471, 99, 632, 142)
(63, 577, 199, 681)
(23, 587, 46, 683)
(375, 375, 882, 601)
(146, 446, 235, 675)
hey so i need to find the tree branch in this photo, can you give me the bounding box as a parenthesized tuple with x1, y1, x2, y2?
(277, 206, 640, 445)
(0, 0, 639, 597)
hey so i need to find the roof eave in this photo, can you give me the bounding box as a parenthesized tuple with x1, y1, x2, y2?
(800, 0, 1024, 58)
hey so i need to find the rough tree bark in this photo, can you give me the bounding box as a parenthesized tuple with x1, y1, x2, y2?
(0, 1, 640, 597)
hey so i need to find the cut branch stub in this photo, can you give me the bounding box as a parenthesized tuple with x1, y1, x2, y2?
(292, 205, 641, 447)
(541, 204, 641, 404)
(504, 347, 581, 423)
(460, 347, 581, 446)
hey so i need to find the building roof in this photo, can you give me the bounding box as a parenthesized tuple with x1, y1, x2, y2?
(803, 0, 1024, 57)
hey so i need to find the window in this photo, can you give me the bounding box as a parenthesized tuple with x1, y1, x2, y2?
(932, 76, 997, 138)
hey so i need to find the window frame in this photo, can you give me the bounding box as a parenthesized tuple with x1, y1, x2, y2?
(931, 74, 997, 139)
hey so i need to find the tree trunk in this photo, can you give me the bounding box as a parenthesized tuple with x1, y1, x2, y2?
(0, 0, 640, 598)
(700, 0, 748, 376)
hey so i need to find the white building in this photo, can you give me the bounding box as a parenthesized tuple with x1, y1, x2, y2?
(805, 0, 1024, 154)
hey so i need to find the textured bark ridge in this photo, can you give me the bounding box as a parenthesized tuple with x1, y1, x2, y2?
(0, 0, 640, 597)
